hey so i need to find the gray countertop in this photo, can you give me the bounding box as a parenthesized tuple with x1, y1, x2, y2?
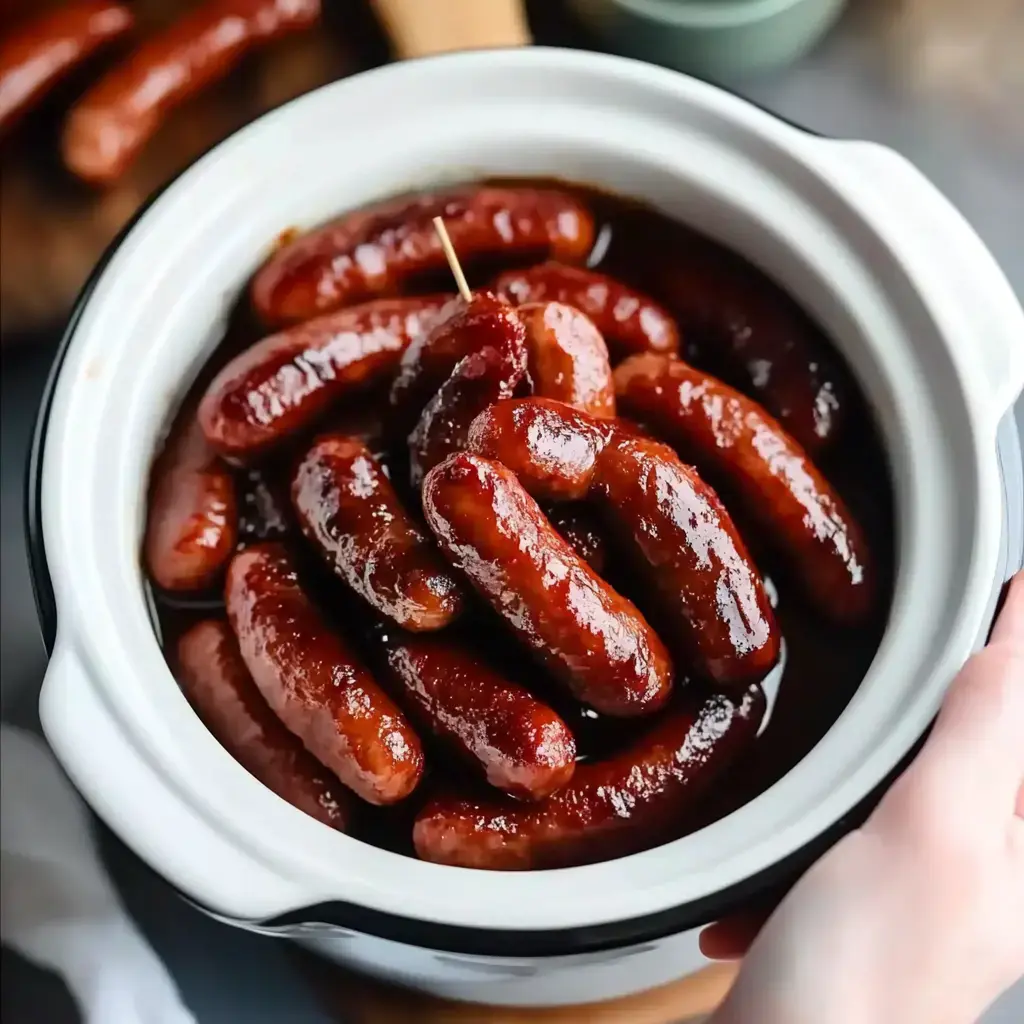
(1, 3, 1021, 1021)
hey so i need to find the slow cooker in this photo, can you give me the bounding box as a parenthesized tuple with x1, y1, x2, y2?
(26, 48, 1024, 1007)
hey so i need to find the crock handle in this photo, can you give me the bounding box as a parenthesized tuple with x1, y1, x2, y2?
(40, 639, 315, 924)
(802, 139, 1024, 426)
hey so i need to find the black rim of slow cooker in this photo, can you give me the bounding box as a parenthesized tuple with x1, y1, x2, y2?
(22, 49, 1000, 959)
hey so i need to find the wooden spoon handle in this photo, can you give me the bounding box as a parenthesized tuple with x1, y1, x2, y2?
(369, 0, 531, 59)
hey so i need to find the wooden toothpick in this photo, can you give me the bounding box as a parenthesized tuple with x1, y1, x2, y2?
(433, 216, 472, 302)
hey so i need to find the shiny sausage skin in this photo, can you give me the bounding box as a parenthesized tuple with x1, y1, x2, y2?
(495, 262, 679, 360)
(548, 504, 608, 574)
(389, 292, 524, 433)
(225, 543, 424, 804)
(468, 398, 779, 687)
(145, 411, 237, 592)
(615, 354, 873, 624)
(409, 336, 528, 488)
(0, 1, 133, 134)
(252, 188, 596, 326)
(375, 628, 576, 800)
(592, 433, 779, 688)
(518, 301, 615, 419)
(422, 453, 673, 717)
(414, 684, 765, 869)
(199, 295, 452, 461)
(62, 0, 320, 184)
(657, 257, 846, 452)
(177, 619, 349, 830)
(466, 396, 610, 501)
(292, 434, 464, 630)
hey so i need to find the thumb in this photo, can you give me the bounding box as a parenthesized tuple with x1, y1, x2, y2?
(912, 572, 1024, 822)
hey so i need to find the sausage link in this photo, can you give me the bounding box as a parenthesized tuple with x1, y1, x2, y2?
(615, 354, 873, 624)
(62, 0, 320, 184)
(414, 684, 765, 869)
(199, 295, 452, 461)
(0, 1, 133, 134)
(548, 504, 608, 574)
(177, 619, 349, 829)
(466, 397, 609, 501)
(145, 410, 237, 592)
(409, 337, 528, 488)
(518, 301, 615, 418)
(253, 187, 596, 326)
(657, 255, 847, 452)
(292, 434, 463, 630)
(389, 292, 523, 433)
(422, 453, 673, 717)
(225, 543, 424, 804)
(495, 262, 680, 360)
(468, 398, 778, 687)
(592, 433, 779, 688)
(374, 629, 576, 800)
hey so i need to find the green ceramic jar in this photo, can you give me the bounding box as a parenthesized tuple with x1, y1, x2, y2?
(569, 0, 847, 79)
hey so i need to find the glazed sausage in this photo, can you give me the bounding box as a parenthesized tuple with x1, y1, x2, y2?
(414, 684, 765, 869)
(409, 334, 528, 488)
(199, 295, 452, 461)
(548, 504, 608, 574)
(468, 399, 779, 687)
(62, 0, 320, 185)
(389, 292, 524, 432)
(145, 410, 237, 592)
(657, 255, 847, 452)
(422, 453, 673, 717)
(252, 187, 596, 326)
(615, 354, 873, 623)
(225, 543, 424, 804)
(518, 301, 615, 418)
(495, 262, 679, 360)
(466, 396, 609, 501)
(592, 432, 779, 687)
(375, 628, 576, 800)
(177, 619, 349, 830)
(0, 1, 133, 134)
(292, 434, 464, 630)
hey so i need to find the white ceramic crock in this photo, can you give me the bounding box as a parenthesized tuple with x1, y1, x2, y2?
(27, 48, 1024, 1008)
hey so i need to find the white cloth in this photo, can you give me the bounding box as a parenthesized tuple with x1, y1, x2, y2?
(0, 723, 197, 1023)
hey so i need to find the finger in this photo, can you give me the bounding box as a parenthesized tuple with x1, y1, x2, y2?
(699, 910, 771, 961)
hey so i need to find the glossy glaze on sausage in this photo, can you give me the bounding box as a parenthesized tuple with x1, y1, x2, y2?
(252, 187, 596, 325)
(0, 1, 133, 134)
(408, 335, 528, 488)
(615, 354, 873, 623)
(145, 410, 238, 592)
(62, 0, 320, 184)
(656, 255, 847, 452)
(374, 627, 576, 801)
(422, 453, 673, 717)
(414, 684, 765, 869)
(468, 398, 779, 687)
(495, 262, 680, 360)
(389, 292, 524, 434)
(199, 295, 452, 461)
(292, 433, 463, 630)
(592, 432, 779, 687)
(225, 543, 424, 804)
(177, 619, 349, 830)
(518, 301, 615, 419)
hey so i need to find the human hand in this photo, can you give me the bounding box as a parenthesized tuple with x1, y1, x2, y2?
(706, 570, 1024, 1024)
